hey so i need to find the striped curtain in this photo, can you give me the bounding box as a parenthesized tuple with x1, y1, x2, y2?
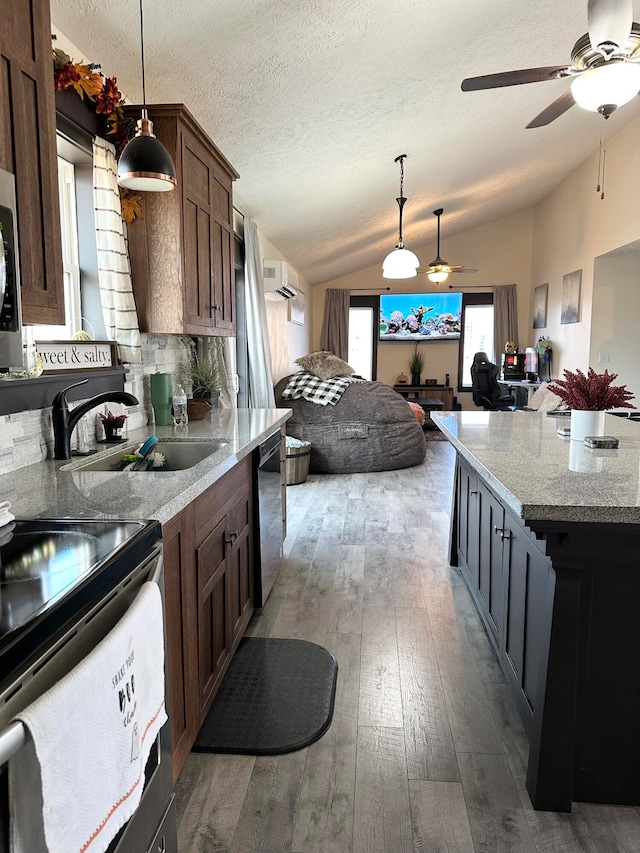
(92, 137, 142, 364)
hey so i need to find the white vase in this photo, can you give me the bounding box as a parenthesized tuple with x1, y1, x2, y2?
(570, 409, 606, 442)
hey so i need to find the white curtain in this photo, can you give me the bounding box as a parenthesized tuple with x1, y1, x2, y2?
(244, 218, 276, 408)
(92, 137, 142, 364)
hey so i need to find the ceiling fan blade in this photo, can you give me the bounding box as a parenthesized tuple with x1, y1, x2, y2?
(588, 0, 632, 51)
(526, 88, 576, 127)
(461, 65, 571, 91)
(449, 267, 477, 274)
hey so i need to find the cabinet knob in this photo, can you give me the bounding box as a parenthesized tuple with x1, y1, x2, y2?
(225, 530, 238, 545)
(212, 303, 221, 311)
(494, 526, 510, 541)
(470, 490, 478, 496)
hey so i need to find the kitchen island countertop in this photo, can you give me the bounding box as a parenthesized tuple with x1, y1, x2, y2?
(0, 408, 291, 524)
(433, 410, 640, 525)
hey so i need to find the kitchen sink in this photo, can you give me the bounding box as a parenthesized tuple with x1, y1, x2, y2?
(62, 440, 228, 472)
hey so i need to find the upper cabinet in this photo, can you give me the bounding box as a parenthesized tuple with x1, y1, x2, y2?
(0, 0, 65, 325)
(123, 104, 239, 337)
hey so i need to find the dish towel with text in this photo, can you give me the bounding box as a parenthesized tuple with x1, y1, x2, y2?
(10, 581, 167, 853)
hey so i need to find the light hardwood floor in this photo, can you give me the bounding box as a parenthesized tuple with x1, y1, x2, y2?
(174, 440, 640, 852)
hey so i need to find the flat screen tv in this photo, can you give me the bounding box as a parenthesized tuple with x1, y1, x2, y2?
(379, 291, 463, 341)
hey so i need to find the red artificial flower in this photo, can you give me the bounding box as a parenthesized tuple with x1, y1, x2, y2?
(549, 368, 635, 410)
(54, 61, 81, 91)
(95, 76, 122, 115)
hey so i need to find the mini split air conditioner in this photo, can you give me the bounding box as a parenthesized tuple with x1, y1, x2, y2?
(263, 260, 298, 299)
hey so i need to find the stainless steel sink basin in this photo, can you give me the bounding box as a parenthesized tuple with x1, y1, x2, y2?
(63, 440, 228, 472)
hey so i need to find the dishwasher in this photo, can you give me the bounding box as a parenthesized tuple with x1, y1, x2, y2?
(254, 430, 284, 608)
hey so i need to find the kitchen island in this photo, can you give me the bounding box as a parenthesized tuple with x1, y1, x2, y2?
(433, 410, 640, 813)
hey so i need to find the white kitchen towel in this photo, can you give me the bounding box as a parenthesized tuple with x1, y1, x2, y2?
(10, 581, 167, 853)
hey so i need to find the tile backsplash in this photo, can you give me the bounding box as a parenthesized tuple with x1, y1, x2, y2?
(0, 333, 188, 476)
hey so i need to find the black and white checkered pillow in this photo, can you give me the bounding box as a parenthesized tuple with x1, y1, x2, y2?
(282, 371, 364, 406)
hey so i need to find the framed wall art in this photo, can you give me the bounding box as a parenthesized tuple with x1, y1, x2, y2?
(288, 288, 305, 325)
(561, 269, 582, 325)
(532, 283, 548, 329)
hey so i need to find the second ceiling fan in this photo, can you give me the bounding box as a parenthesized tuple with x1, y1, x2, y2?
(421, 208, 476, 284)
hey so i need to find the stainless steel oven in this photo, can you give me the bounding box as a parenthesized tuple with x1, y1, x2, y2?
(0, 519, 177, 853)
(0, 169, 23, 369)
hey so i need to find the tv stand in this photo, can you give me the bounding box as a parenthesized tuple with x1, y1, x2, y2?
(393, 384, 454, 411)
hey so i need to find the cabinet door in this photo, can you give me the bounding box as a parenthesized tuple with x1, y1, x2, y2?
(181, 128, 216, 335)
(225, 484, 253, 644)
(503, 519, 551, 720)
(477, 483, 506, 644)
(456, 458, 479, 588)
(162, 508, 197, 782)
(211, 167, 235, 332)
(0, 0, 64, 324)
(196, 516, 231, 715)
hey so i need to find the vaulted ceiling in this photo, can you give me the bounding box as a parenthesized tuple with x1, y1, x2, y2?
(51, 0, 640, 285)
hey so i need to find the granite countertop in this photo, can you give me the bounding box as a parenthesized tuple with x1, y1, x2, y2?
(432, 410, 640, 525)
(0, 408, 291, 525)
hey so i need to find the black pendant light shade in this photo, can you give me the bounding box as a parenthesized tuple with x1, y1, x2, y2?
(116, 0, 177, 192)
(117, 111, 177, 191)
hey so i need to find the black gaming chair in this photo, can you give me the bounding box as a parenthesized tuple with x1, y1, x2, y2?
(470, 352, 516, 410)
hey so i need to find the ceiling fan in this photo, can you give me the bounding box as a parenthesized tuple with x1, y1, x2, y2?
(420, 209, 477, 284)
(461, 0, 640, 127)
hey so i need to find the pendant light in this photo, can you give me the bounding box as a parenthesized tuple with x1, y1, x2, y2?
(117, 0, 177, 192)
(382, 154, 420, 279)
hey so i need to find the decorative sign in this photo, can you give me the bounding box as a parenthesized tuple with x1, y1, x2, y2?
(36, 340, 118, 373)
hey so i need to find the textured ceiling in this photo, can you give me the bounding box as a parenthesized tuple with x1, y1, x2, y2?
(51, 0, 640, 285)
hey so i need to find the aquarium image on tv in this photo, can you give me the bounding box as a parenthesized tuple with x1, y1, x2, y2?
(379, 291, 463, 340)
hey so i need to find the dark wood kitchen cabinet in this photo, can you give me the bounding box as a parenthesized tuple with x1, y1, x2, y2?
(453, 454, 550, 725)
(123, 103, 238, 337)
(162, 456, 254, 781)
(0, 0, 64, 324)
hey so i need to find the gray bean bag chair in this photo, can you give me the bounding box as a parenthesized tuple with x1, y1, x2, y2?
(275, 376, 426, 474)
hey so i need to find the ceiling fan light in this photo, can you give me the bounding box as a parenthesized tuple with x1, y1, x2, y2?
(570, 62, 640, 113)
(117, 115, 177, 191)
(382, 247, 420, 279)
(427, 269, 449, 284)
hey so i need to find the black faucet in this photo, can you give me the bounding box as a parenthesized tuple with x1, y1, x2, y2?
(52, 379, 139, 460)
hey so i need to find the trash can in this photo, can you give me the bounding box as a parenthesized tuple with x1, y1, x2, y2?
(285, 437, 311, 485)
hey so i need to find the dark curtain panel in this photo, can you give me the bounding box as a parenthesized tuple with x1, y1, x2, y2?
(494, 284, 518, 356)
(320, 289, 350, 360)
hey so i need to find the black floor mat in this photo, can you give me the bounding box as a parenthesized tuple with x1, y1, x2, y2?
(192, 637, 338, 755)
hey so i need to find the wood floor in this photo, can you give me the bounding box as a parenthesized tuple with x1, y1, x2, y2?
(174, 441, 640, 852)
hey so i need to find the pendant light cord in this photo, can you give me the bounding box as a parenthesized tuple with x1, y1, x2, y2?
(394, 154, 407, 246)
(139, 0, 147, 107)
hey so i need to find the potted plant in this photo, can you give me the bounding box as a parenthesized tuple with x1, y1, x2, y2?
(182, 338, 228, 420)
(408, 343, 425, 386)
(549, 367, 635, 441)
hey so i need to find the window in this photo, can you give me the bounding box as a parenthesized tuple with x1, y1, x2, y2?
(29, 155, 81, 340)
(458, 292, 494, 389)
(348, 296, 378, 380)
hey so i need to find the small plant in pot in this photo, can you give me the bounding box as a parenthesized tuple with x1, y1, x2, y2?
(182, 338, 228, 420)
(408, 343, 425, 386)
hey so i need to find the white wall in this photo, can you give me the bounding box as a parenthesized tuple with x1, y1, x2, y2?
(257, 232, 312, 383)
(531, 110, 640, 379)
(590, 253, 640, 402)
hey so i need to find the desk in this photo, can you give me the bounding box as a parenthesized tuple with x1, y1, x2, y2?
(393, 384, 454, 411)
(497, 379, 541, 407)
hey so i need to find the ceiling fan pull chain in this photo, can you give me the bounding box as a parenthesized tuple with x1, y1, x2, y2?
(596, 124, 603, 194)
(600, 124, 608, 200)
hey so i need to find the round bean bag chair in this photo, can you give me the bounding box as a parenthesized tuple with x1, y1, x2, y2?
(275, 375, 426, 474)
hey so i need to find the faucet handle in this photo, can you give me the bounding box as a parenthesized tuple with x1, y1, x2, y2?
(52, 378, 89, 409)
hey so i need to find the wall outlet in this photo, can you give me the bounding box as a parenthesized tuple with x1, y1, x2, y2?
(598, 352, 610, 363)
